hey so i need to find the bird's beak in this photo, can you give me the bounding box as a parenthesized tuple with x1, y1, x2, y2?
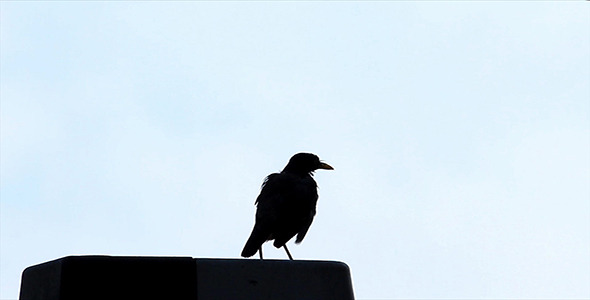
(318, 162, 334, 170)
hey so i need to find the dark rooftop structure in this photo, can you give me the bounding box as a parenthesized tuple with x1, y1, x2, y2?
(19, 256, 355, 300)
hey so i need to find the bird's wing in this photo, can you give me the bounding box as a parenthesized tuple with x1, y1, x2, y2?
(255, 173, 279, 205)
(254, 173, 285, 224)
(241, 173, 282, 257)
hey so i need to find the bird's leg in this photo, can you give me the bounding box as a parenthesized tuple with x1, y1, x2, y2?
(258, 247, 263, 260)
(283, 245, 294, 260)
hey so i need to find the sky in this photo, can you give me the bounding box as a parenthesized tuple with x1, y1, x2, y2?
(1, 2, 589, 299)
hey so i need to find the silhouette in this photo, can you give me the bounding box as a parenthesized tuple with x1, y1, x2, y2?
(241, 153, 333, 260)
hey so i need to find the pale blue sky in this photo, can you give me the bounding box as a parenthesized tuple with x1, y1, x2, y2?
(1, 2, 589, 299)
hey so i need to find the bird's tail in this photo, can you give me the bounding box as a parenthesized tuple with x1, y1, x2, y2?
(241, 227, 268, 258)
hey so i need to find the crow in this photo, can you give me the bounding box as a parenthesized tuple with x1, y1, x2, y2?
(241, 153, 333, 260)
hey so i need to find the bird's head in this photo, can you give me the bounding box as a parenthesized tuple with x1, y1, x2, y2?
(283, 153, 334, 175)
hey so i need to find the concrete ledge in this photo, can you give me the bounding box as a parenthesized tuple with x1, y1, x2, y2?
(19, 256, 355, 300)
(196, 258, 354, 300)
(19, 256, 197, 300)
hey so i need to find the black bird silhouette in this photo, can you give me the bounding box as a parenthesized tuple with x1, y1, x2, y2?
(241, 153, 333, 260)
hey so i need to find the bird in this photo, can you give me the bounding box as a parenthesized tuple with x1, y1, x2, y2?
(241, 153, 333, 260)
